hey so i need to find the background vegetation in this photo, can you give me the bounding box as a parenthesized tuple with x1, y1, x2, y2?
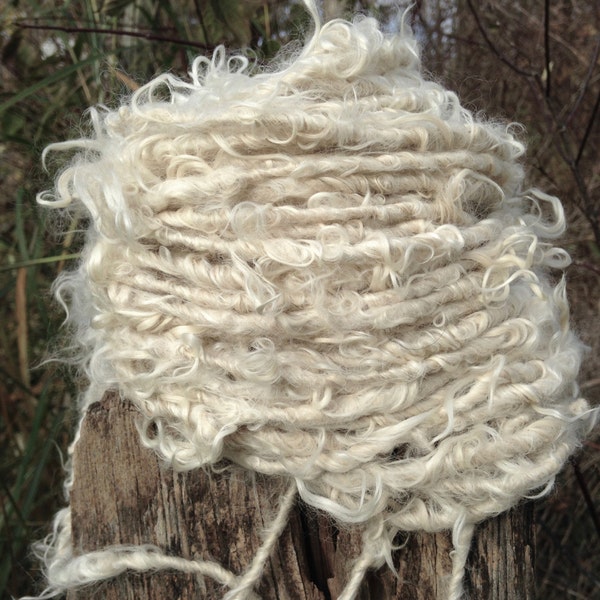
(1, 0, 598, 598)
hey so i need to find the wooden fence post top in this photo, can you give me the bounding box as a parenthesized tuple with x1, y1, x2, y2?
(67, 394, 535, 600)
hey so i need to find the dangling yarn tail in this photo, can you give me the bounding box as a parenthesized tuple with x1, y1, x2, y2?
(337, 544, 379, 600)
(24, 481, 297, 600)
(338, 516, 390, 600)
(337, 512, 476, 600)
(448, 514, 476, 600)
(24, 539, 245, 600)
(223, 480, 298, 600)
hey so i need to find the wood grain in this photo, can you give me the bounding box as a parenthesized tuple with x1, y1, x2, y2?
(68, 394, 535, 599)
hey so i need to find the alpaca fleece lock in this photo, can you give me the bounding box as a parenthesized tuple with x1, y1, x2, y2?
(29, 4, 596, 600)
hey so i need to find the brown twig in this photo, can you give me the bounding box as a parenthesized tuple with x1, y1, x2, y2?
(575, 81, 600, 165)
(566, 33, 600, 126)
(465, 0, 537, 79)
(15, 21, 214, 51)
(581, 378, 600, 390)
(571, 260, 600, 276)
(571, 458, 600, 543)
(543, 0, 552, 97)
(192, 0, 211, 48)
(15, 268, 30, 392)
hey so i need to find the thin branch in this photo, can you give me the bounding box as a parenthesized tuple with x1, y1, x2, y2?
(571, 458, 600, 544)
(581, 377, 600, 390)
(532, 162, 560, 191)
(192, 0, 211, 47)
(524, 73, 600, 244)
(465, 0, 537, 79)
(437, 32, 488, 51)
(576, 80, 600, 165)
(543, 0, 551, 97)
(566, 33, 600, 125)
(15, 21, 214, 51)
(537, 513, 600, 588)
(571, 260, 600, 277)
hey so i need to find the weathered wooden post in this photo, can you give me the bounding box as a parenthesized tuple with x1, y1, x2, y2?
(67, 395, 535, 600)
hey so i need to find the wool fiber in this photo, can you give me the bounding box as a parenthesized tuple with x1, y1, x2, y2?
(29, 2, 596, 599)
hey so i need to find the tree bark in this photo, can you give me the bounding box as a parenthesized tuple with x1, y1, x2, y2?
(68, 394, 535, 600)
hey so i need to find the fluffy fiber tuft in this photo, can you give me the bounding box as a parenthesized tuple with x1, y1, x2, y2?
(29, 3, 596, 600)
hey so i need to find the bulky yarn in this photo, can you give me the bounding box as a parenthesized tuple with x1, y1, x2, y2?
(30, 3, 596, 599)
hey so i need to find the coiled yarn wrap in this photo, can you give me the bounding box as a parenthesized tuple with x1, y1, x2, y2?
(33, 10, 596, 600)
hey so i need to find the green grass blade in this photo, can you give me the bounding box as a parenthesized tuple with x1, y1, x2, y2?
(0, 254, 81, 273)
(0, 55, 102, 115)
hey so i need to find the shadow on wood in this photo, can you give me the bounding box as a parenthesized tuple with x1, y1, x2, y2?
(67, 394, 535, 600)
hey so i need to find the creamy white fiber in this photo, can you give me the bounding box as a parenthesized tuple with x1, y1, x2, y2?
(29, 3, 596, 599)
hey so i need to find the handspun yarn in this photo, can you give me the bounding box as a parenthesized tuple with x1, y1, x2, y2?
(30, 3, 596, 599)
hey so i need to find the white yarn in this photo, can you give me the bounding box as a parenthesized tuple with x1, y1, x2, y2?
(29, 2, 597, 599)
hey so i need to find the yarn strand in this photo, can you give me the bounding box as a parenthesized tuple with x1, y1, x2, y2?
(223, 481, 298, 600)
(448, 515, 476, 600)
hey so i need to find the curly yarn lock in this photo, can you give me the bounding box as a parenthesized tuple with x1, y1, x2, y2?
(29, 3, 597, 600)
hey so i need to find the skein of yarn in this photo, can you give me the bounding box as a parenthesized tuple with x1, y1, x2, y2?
(27, 1, 596, 599)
